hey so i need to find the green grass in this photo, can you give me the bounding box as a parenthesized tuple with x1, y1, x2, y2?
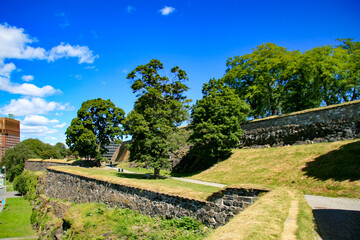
(296, 193, 320, 240)
(190, 140, 360, 198)
(207, 189, 291, 240)
(0, 198, 37, 238)
(6, 182, 14, 192)
(59, 202, 210, 239)
(49, 166, 220, 201)
(116, 162, 171, 176)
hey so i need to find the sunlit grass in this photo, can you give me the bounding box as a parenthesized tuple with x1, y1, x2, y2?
(0, 198, 37, 238)
(49, 166, 220, 201)
(191, 140, 360, 198)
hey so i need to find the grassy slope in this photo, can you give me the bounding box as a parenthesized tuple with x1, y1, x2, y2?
(0, 198, 37, 238)
(190, 140, 360, 198)
(207, 189, 291, 240)
(49, 166, 220, 201)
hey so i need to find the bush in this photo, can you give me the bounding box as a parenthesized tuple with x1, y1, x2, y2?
(13, 170, 39, 197)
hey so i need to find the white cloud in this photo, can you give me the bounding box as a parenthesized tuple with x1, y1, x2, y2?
(54, 123, 66, 128)
(0, 23, 46, 63)
(0, 63, 16, 78)
(0, 23, 97, 64)
(48, 43, 98, 64)
(22, 115, 59, 126)
(159, 6, 175, 15)
(21, 75, 34, 82)
(0, 97, 73, 116)
(0, 65, 61, 97)
(21, 124, 57, 135)
(0, 23, 98, 97)
(125, 5, 136, 13)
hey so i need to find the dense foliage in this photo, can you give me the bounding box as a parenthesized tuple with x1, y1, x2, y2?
(223, 38, 360, 118)
(13, 170, 39, 197)
(181, 79, 249, 172)
(66, 98, 125, 159)
(125, 59, 191, 177)
(0, 139, 65, 181)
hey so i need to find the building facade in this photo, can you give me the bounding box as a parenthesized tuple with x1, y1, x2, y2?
(0, 117, 20, 161)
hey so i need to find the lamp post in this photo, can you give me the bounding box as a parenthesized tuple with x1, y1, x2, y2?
(1, 166, 5, 191)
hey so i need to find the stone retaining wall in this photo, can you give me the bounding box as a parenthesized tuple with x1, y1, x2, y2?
(44, 169, 267, 227)
(25, 160, 98, 171)
(240, 101, 360, 148)
(25, 161, 72, 171)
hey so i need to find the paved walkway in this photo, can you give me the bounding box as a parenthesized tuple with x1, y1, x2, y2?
(106, 166, 226, 188)
(0, 236, 38, 240)
(305, 195, 360, 240)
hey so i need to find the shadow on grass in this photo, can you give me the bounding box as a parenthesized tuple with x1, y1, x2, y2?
(303, 141, 360, 181)
(171, 147, 233, 177)
(115, 172, 167, 180)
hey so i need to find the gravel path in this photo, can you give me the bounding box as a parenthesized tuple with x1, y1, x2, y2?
(305, 195, 360, 240)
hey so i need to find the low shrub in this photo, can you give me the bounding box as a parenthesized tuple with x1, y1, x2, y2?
(13, 170, 38, 197)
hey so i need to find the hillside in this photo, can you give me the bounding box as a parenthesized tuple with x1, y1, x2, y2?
(190, 140, 360, 198)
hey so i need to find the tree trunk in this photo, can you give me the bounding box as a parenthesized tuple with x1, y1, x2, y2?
(154, 168, 160, 179)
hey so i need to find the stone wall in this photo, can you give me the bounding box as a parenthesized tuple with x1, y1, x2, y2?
(25, 160, 98, 171)
(44, 169, 267, 227)
(240, 100, 360, 148)
(25, 160, 72, 171)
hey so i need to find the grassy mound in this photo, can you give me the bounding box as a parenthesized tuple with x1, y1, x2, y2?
(190, 140, 360, 198)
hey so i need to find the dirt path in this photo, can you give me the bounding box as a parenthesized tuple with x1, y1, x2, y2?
(305, 195, 360, 240)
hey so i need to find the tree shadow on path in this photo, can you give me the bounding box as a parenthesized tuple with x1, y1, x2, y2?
(303, 141, 360, 181)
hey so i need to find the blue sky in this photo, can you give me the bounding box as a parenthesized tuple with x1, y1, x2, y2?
(0, 0, 359, 145)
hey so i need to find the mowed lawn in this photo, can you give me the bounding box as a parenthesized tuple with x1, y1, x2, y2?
(50, 166, 220, 201)
(0, 198, 37, 238)
(190, 140, 360, 198)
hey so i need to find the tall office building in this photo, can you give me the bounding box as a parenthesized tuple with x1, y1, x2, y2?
(0, 116, 20, 161)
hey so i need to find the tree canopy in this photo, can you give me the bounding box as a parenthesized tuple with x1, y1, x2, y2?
(66, 98, 125, 159)
(0, 139, 65, 181)
(187, 78, 250, 171)
(125, 59, 190, 177)
(223, 39, 360, 118)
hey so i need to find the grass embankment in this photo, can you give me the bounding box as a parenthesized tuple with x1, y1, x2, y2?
(190, 140, 360, 198)
(28, 158, 75, 163)
(0, 198, 37, 239)
(49, 166, 220, 201)
(60, 202, 209, 239)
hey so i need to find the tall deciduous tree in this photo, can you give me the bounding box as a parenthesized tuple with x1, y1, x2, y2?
(188, 78, 250, 171)
(125, 59, 190, 177)
(66, 98, 125, 159)
(223, 43, 292, 118)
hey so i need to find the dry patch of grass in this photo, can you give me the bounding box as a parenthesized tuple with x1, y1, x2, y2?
(296, 192, 320, 240)
(28, 159, 75, 164)
(191, 140, 360, 198)
(207, 189, 291, 240)
(49, 166, 220, 201)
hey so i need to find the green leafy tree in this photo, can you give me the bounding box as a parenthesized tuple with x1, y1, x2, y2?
(66, 98, 125, 159)
(336, 38, 360, 102)
(281, 51, 323, 113)
(188, 78, 250, 171)
(223, 43, 292, 118)
(0, 142, 35, 181)
(54, 142, 67, 158)
(125, 59, 190, 177)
